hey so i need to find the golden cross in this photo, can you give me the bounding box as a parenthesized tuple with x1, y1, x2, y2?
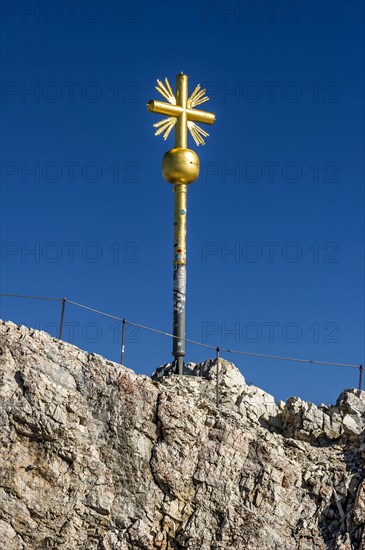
(147, 72, 215, 147)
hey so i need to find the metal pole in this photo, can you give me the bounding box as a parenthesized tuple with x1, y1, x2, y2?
(147, 73, 215, 377)
(121, 319, 126, 365)
(59, 298, 66, 339)
(216, 347, 220, 407)
(359, 365, 363, 390)
(172, 73, 188, 376)
(172, 182, 187, 376)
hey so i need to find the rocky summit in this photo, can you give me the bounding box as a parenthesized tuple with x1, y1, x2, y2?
(0, 320, 364, 550)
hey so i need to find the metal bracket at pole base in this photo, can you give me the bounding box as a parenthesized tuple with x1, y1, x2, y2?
(172, 358, 199, 377)
(174, 357, 184, 376)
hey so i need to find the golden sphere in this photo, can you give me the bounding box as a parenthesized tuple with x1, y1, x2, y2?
(162, 148, 200, 184)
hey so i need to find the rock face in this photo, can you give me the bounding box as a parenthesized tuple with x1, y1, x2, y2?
(0, 320, 364, 550)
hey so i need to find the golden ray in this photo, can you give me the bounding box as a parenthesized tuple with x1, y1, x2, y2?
(164, 77, 174, 99)
(187, 121, 209, 146)
(153, 117, 177, 140)
(155, 78, 176, 105)
(149, 75, 215, 145)
(188, 84, 202, 103)
(187, 84, 209, 108)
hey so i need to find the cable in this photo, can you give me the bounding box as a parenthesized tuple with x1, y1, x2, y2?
(0, 293, 361, 369)
(66, 299, 124, 321)
(67, 299, 217, 347)
(219, 348, 358, 369)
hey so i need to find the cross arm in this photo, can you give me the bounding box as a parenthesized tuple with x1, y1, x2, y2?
(147, 100, 216, 126)
(147, 100, 182, 118)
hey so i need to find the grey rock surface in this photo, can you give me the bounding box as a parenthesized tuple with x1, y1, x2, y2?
(0, 320, 364, 549)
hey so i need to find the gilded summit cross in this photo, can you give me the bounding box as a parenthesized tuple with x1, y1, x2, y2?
(147, 72, 215, 147)
(147, 73, 215, 376)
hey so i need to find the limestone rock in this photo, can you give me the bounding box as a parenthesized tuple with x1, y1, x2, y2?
(0, 320, 364, 549)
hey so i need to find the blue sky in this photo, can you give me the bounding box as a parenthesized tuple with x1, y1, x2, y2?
(1, 0, 364, 405)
